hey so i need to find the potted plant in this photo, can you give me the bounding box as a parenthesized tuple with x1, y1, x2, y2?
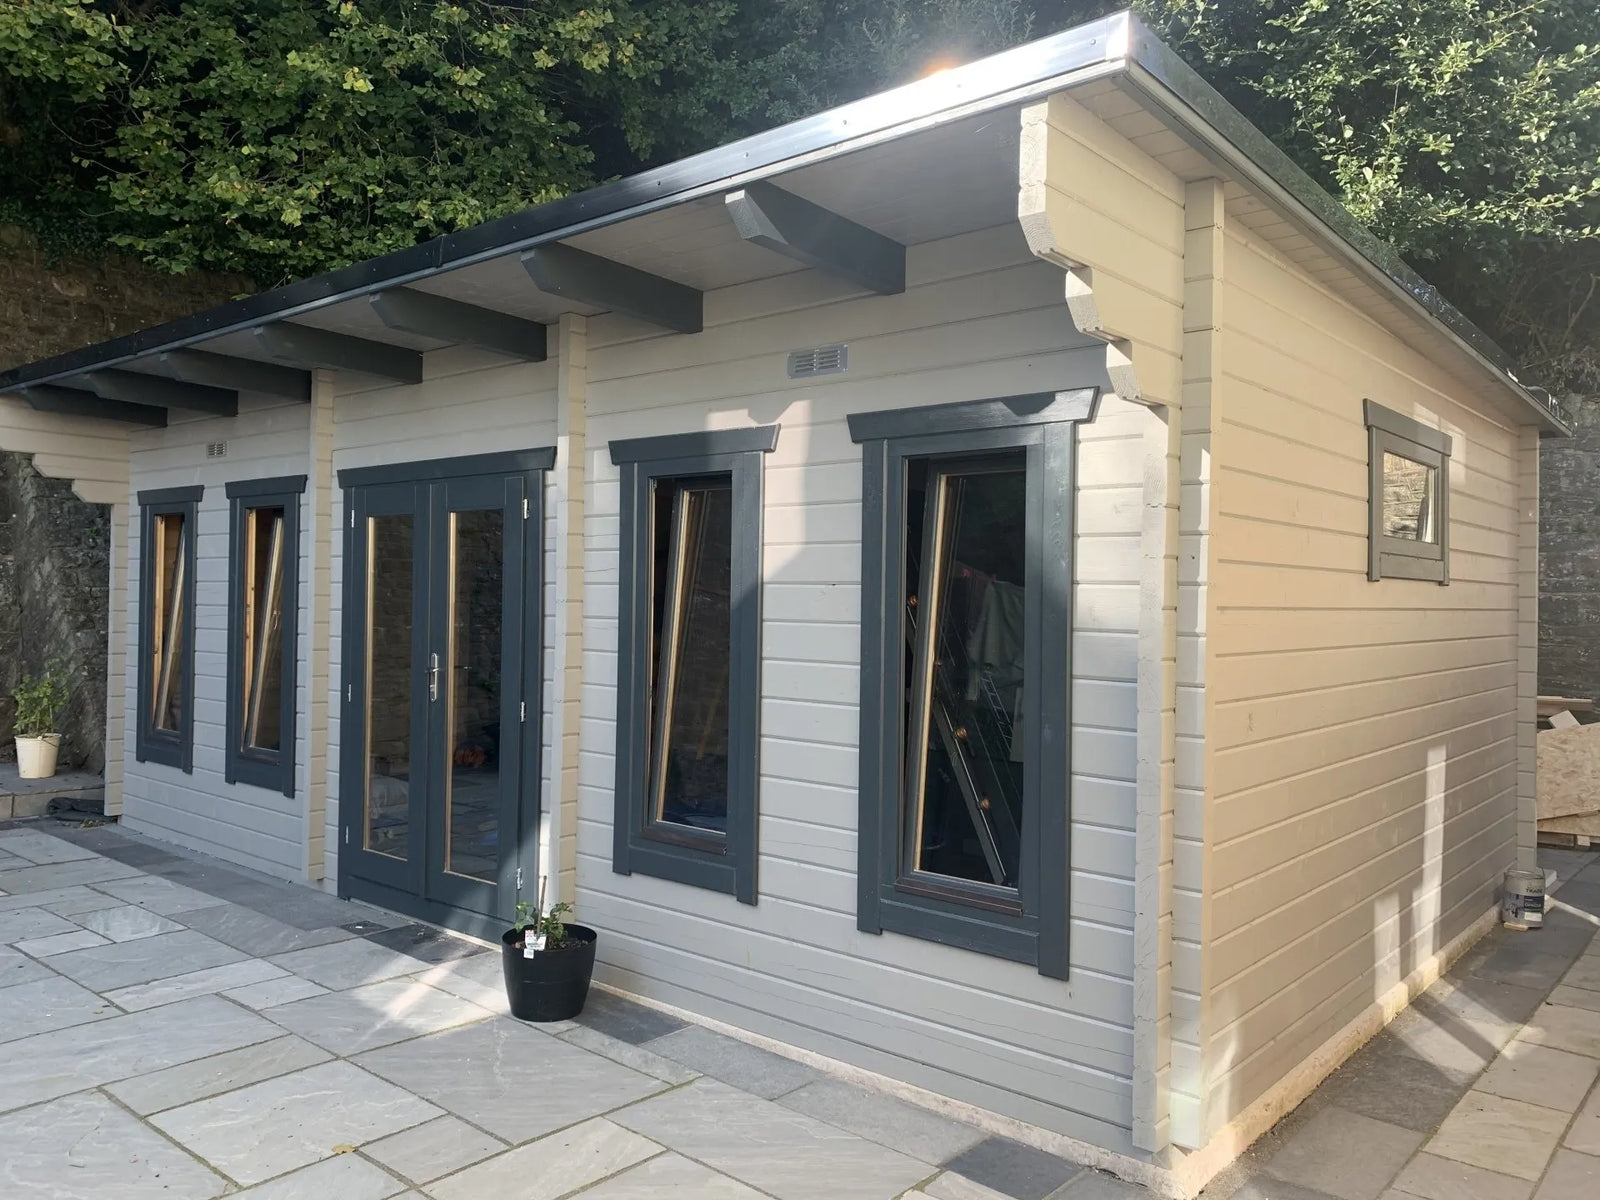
(501, 878, 597, 1022)
(12, 663, 69, 780)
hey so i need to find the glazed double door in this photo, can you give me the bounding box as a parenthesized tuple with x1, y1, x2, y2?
(340, 463, 540, 933)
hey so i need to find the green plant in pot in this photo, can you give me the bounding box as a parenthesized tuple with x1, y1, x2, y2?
(501, 878, 597, 1022)
(12, 663, 70, 780)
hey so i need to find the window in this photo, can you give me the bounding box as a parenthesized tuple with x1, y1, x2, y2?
(226, 476, 305, 795)
(610, 426, 779, 904)
(849, 389, 1099, 978)
(1365, 399, 1452, 584)
(136, 486, 202, 771)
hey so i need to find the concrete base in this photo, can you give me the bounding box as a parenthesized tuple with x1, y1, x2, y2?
(0, 762, 104, 820)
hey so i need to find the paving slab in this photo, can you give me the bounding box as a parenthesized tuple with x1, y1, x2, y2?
(221, 973, 331, 1009)
(15, 927, 108, 956)
(0, 828, 102, 864)
(1534, 1149, 1600, 1199)
(265, 976, 493, 1055)
(780, 1077, 987, 1164)
(355, 1017, 665, 1143)
(1563, 955, 1600, 993)
(559, 1022, 702, 1083)
(0, 994, 280, 1113)
(1548, 983, 1600, 1013)
(1262, 1107, 1424, 1200)
(180, 901, 356, 955)
(107, 1034, 335, 1115)
(576, 1151, 770, 1198)
(0, 855, 142, 893)
(1322, 1037, 1474, 1132)
(150, 1059, 441, 1185)
(96, 873, 233, 915)
(1476, 1039, 1600, 1111)
(425, 1117, 660, 1200)
(1564, 1077, 1600, 1155)
(74, 902, 185, 941)
(0, 905, 78, 943)
(574, 986, 690, 1044)
(46, 928, 245, 990)
(1386, 1152, 1533, 1200)
(0, 973, 114, 1043)
(268, 938, 430, 991)
(361, 1114, 506, 1185)
(1520, 1003, 1600, 1057)
(1425, 1091, 1569, 1181)
(611, 1076, 932, 1200)
(941, 1136, 1082, 1200)
(645, 1022, 819, 1098)
(0, 942, 54, 987)
(0, 1090, 226, 1199)
(104, 957, 289, 1011)
(231, 1153, 408, 1199)
(1055, 1173, 1152, 1198)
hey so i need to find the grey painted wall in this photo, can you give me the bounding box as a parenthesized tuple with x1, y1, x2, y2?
(1539, 394, 1600, 700)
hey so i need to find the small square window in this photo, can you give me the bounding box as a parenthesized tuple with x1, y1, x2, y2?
(137, 487, 202, 771)
(610, 426, 779, 904)
(226, 477, 305, 795)
(1365, 400, 1452, 584)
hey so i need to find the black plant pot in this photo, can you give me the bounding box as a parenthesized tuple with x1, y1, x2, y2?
(500, 923, 597, 1022)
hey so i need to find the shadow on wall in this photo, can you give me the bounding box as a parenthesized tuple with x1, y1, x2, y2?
(0, 454, 109, 771)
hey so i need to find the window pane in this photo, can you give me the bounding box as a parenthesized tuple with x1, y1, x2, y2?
(905, 456, 1027, 889)
(241, 506, 286, 752)
(1382, 451, 1436, 542)
(445, 508, 504, 882)
(648, 476, 733, 834)
(365, 514, 414, 860)
(151, 512, 188, 733)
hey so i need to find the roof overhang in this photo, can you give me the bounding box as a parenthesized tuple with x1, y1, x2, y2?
(0, 10, 1564, 435)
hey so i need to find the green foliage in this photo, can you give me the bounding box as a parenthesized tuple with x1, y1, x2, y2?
(12, 660, 71, 737)
(514, 899, 575, 948)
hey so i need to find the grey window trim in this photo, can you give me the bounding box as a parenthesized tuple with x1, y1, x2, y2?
(224, 475, 306, 795)
(852, 392, 1099, 979)
(337, 447, 556, 489)
(610, 424, 779, 905)
(136, 485, 203, 772)
(1365, 399, 1452, 585)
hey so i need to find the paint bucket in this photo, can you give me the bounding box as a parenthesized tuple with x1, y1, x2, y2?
(1501, 867, 1545, 931)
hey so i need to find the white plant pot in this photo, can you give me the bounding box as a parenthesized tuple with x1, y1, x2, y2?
(16, 734, 61, 780)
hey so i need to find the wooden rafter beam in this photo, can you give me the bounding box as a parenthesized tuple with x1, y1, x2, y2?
(369, 287, 548, 361)
(158, 349, 312, 402)
(253, 322, 423, 384)
(21, 384, 167, 427)
(84, 368, 238, 418)
(522, 244, 703, 334)
(725, 180, 906, 296)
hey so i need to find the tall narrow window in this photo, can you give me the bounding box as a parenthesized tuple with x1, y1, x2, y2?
(1365, 400, 1451, 584)
(850, 389, 1099, 979)
(226, 477, 304, 795)
(611, 426, 779, 904)
(137, 487, 202, 771)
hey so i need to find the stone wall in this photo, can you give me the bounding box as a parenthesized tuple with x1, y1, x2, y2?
(0, 226, 250, 767)
(1539, 393, 1600, 702)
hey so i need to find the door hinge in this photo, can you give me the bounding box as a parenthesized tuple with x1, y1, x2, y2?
(520, 700, 526, 723)
(515, 867, 524, 891)
(344, 827, 350, 845)
(521, 497, 529, 521)
(346, 683, 352, 703)
(349, 508, 355, 529)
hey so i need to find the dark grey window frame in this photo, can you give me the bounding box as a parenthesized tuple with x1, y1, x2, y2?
(849, 390, 1098, 979)
(224, 475, 306, 796)
(136, 485, 203, 772)
(610, 425, 779, 905)
(1365, 399, 1452, 584)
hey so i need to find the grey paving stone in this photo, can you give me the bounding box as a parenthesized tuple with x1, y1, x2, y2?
(1225, 1179, 1347, 1200)
(221, 974, 331, 1009)
(268, 938, 429, 991)
(15, 927, 108, 956)
(42, 890, 130, 916)
(1563, 955, 1600, 993)
(780, 1077, 987, 1163)
(1388, 1152, 1533, 1200)
(940, 1136, 1080, 1200)
(93, 841, 189, 870)
(106, 1033, 334, 1115)
(0, 994, 280, 1112)
(645, 1023, 819, 1098)
(1425, 1091, 1568, 1181)
(75, 903, 185, 941)
(0, 884, 112, 914)
(1534, 1149, 1600, 1199)
(1565, 1073, 1600, 1155)
(612, 1077, 932, 1200)
(355, 1016, 664, 1143)
(364, 921, 486, 965)
(265, 976, 493, 1055)
(1477, 1040, 1600, 1111)
(0, 973, 114, 1043)
(1262, 1107, 1424, 1200)
(575, 986, 689, 1044)
(361, 1114, 505, 1185)
(95, 873, 229, 915)
(1323, 1038, 1473, 1132)
(579, 1151, 770, 1198)
(1520, 1002, 1600, 1057)
(0, 943, 54, 988)
(1549, 983, 1600, 1013)
(559, 1023, 702, 1083)
(0, 829, 101, 864)
(1462, 942, 1581, 992)
(427, 1118, 659, 1200)
(0, 905, 77, 943)
(46, 928, 245, 991)
(231, 1153, 408, 1199)
(0, 1090, 226, 1199)
(150, 1060, 441, 1185)
(1053, 1171, 1149, 1198)
(409, 952, 506, 1012)
(104, 957, 287, 1011)
(179, 901, 355, 955)
(0, 856, 142, 893)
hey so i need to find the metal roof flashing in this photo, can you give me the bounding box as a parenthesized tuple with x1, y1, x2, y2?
(0, 10, 1563, 436)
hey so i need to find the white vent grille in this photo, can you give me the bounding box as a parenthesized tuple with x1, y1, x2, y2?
(787, 343, 848, 379)
(206, 441, 228, 459)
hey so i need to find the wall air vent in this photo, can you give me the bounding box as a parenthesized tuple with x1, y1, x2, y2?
(787, 343, 849, 380)
(206, 441, 228, 459)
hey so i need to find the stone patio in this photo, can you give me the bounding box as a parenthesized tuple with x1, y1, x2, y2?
(1, 818, 1597, 1200)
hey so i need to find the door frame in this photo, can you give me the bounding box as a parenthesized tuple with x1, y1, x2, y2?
(336, 447, 555, 940)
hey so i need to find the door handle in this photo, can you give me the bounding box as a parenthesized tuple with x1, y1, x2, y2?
(429, 652, 440, 702)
